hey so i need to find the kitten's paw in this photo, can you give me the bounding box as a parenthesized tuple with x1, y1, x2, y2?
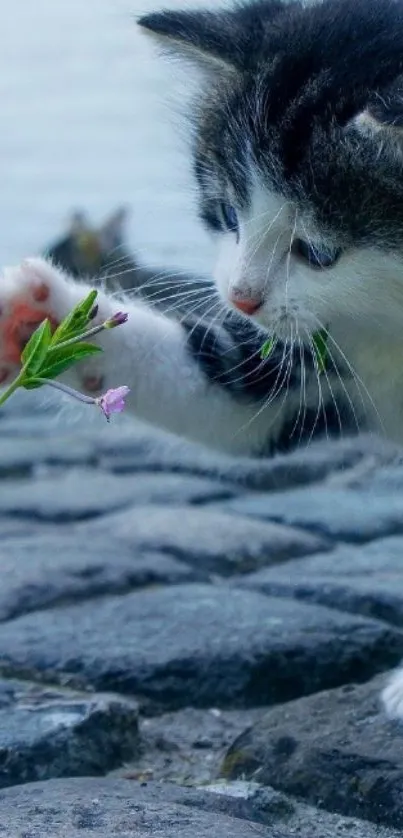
(382, 668, 403, 719)
(0, 257, 89, 386)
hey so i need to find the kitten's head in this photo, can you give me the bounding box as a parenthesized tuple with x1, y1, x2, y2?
(45, 208, 131, 280)
(139, 0, 403, 341)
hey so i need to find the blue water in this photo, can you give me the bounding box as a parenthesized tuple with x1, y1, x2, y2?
(0, 0, 215, 274)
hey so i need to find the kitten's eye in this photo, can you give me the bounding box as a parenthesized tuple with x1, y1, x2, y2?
(220, 203, 239, 235)
(293, 238, 341, 269)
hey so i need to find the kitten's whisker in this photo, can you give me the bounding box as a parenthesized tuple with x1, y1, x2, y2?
(305, 332, 329, 446)
(318, 336, 362, 434)
(310, 329, 344, 438)
(163, 293, 221, 322)
(230, 339, 292, 441)
(285, 209, 298, 313)
(289, 327, 307, 441)
(264, 228, 284, 294)
(140, 286, 214, 307)
(312, 314, 385, 435)
(215, 338, 288, 390)
(298, 329, 308, 443)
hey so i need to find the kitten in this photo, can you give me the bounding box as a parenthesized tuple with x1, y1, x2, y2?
(2, 0, 403, 710)
(44, 207, 210, 311)
(44, 208, 132, 281)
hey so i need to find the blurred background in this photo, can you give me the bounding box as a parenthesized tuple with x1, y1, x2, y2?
(0, 0, 216, 277)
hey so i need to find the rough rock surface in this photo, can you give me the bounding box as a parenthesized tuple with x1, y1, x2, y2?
(0, 585, 401, 709)
(240, 536, 403, 626)
(0, 777, 402, 838)
(2, 402, 403, 834)
(222, 674, 403, 829)
(0, 679, 140, 788)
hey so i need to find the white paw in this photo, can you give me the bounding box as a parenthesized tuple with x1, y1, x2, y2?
(382, 668, 403, 719)
(0, 257, 104, 390)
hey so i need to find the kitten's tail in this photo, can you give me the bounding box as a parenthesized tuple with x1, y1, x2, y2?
(382, 668, 403, 719)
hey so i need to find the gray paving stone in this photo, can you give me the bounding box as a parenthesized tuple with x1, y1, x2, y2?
(3, 417, 390, 489)
(0, 776, 400, 837)
(220, 484, 403, 541)
(0, 470, 239, 523)
(0, 586, 400, 710)
(112, 706, 266, 785)
(77, 505, 328, 575)
(0, 535, 197, 622)
(0, 436, 97, 478)
(221, 673, 403, 829)
(330, 462, 403, 491)
(0, 519, 56, 540)
(98, 429, 400, 490)
(240, 536, 403, 627)
(0, 778, 271, 838)
(0, 678, 139, 788)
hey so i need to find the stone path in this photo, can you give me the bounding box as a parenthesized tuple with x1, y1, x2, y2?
(2, 396, 403, 835)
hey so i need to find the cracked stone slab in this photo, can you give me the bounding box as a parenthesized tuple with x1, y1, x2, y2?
(0, 470, 239, 523)
(0, 585, 401, 710)
(240, 536, 403, 627)
(221, 673, 403, 830)
(0, 534, 197, 622)
(0, 678, 139, 788)
(220, 484, 403, 541)
(76, 506, 329, 576)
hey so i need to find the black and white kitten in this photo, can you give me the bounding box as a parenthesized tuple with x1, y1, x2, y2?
(2, 0, 403, 711)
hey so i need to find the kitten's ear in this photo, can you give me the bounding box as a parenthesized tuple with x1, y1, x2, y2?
(138, 9, 242, 73)
(138, 3, 283, 74)
(98, 206, 129, 251)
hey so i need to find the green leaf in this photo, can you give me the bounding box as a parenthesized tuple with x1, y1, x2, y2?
(50, 290, 98, 346)
(260, 338, 275, 360)
(312, 329, 329, 374)
(21, 319, 52, 376)
(37, 342, 102, 381)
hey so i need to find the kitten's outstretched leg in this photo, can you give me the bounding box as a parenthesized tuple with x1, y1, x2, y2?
(382, 669, 403, 720)
(0, 258, 275, 454)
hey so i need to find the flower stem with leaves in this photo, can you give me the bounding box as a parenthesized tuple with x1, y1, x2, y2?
(0, 291, 130, 420)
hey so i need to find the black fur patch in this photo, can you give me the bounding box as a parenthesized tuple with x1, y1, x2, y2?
(273, 401, 358, 453)
(182, 313, 300, 401)
(182, 314, 358, 452)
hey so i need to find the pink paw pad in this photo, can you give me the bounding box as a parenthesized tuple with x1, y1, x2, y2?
(32, 282, 50, 304)
(83, 374, 104, 393)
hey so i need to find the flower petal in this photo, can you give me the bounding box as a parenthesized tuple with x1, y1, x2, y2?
(96, 385, 130, 420)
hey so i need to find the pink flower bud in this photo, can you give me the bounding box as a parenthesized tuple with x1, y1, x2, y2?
(104, 311, 129, 329)
(96, 385, 130, 420)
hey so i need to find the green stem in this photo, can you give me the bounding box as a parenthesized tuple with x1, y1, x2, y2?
(34, 377, 97, 404)
(49, 323, 105, 352)
(0, 370, 26, 407)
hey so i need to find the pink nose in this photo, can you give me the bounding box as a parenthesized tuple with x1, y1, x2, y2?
(230, 297, 262, 315)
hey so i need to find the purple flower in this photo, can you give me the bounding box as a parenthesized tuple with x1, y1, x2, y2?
(96, 386, 130, 420)
(104, 311, 129, 329)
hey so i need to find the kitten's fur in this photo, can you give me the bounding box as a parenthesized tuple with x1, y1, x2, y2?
(2, 0, 403, 712)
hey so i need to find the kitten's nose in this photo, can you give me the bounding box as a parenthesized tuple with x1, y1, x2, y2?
(230, 295, 262, 315)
